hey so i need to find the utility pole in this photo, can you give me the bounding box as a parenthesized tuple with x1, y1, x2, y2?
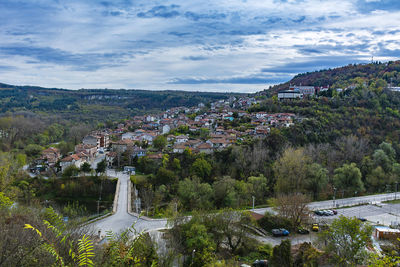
(333, 187, 337, 208)
(395, 182, 398, 200)
(97, 199, 100, 216)
(252, 196, 255, 211)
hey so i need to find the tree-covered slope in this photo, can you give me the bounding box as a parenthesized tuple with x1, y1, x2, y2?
(0, 83, 242, 122)
(264, 60, 400, 94)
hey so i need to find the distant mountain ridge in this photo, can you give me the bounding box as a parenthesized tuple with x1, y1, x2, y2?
(0, 82, 243, 123)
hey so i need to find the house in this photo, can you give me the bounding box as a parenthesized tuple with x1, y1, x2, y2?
(173, 143, 187, 153)
(207, 138, 229, 149)
(83, 131, 110, 150)
(106, 151, 117, 167)
(187, 139, 202, 148)
(82, 135, 100, 149)
(124, 166, 136, 175)
(41, 147, 61, 167)
(75, 144, 97, 160)
(290, 85, 316, 96)
(175, 135, 189, 144)
(138, 132, 157, 145)
(197, 143, 213, 154)
(60, 154, 84, 172)
(147, 153, 163, 160)
(162, 125, 171, 134)
(132, 146, 146, 158)
(112, 139, 134, 153)
(374, 226, 400, 240)
(122, 132, 135, 140)
(278, 90, 303, 101)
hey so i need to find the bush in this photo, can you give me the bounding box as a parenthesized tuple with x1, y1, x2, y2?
(258, 212, 293, 231)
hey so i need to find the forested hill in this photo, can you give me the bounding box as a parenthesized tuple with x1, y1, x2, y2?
(264, 60, 400, 94)
(0, 83, 241, 122)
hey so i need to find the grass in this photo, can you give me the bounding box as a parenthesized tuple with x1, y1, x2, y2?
(382, 199, 400, 204)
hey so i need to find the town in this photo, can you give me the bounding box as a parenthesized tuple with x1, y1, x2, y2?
(35, 95, 298, 174)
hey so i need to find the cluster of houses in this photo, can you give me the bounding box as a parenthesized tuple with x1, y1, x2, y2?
(33, 95, 297, 174)
(59, 130, 111, 172)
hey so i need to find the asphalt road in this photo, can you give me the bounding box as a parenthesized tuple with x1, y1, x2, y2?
(90, 169, 167, 236)
(253, 192, 400, 216)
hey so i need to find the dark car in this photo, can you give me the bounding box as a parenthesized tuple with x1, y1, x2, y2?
(298, 228, 310, 234)
(331, 209, 338, 215)
(253, 260, 268, 267)
(358, 217, 367, 222)
(314, 210, 323, 216)
(272, 228, 289, 237)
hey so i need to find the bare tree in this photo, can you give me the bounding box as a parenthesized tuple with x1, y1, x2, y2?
(274, 193, 311, 229)
(141, 185, 154, 216)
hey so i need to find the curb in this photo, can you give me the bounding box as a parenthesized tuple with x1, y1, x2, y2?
(112, 178, 121, 214)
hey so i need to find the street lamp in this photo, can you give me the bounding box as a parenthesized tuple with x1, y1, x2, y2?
(191, 249, 196, 265)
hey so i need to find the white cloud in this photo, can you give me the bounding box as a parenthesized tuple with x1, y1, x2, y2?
(0, 0, 399, 92)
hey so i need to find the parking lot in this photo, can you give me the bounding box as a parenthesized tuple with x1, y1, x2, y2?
(313, 203, 400, 226)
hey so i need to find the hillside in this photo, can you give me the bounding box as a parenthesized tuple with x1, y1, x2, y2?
(0, 83, 242, 123)
(264, 60, 400, 94)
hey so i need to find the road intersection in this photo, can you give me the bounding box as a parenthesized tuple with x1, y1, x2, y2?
(90, 160, 400, 234)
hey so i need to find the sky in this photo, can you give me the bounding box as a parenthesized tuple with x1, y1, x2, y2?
(0, 0, 400, 93)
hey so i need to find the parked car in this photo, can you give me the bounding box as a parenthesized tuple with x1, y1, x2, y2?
(312, 223, 319, 232)
(325, 210, 334, 216)
(314, 210, 323, 216)
(272, 228, 290, 237)
(358, 217, 367, 222)
(331, 209, 338, 215)
(252, 260, 268, 267)
(298, 228, 310, 234)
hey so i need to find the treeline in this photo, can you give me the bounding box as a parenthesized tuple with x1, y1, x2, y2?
(0, 113, 93, 154)
(0, 82, 240, 122)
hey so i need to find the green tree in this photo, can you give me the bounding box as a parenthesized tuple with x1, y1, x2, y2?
(25, 144, 44, 157)
(178, 178, 213, 210)
(248, 174, 268, 204)
(0, 192, 13, 209)
(366, 166, 391, 191)
(62, 165, 80, 178)
(47, 123, 64, 143)
(333, 163, 364, 196)
(305, 163, 328, 200)
(96, 159, 107, 174)
(270, 240, 292, 267)
(379, 141, 396, 160)
(373, 149, 393, 173)
(190, 158, 212, 181)
(80, 162, 92, 174)
(155, 167, 176, 186)
(213, 176, 237, 208)
(318, 215, 372, 265)
(185, 221, 216, 266)
(153, 135, 167, 151)
(274, 147, 310, 194)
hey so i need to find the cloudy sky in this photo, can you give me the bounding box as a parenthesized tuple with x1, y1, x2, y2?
(0, 0, 399, 92)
